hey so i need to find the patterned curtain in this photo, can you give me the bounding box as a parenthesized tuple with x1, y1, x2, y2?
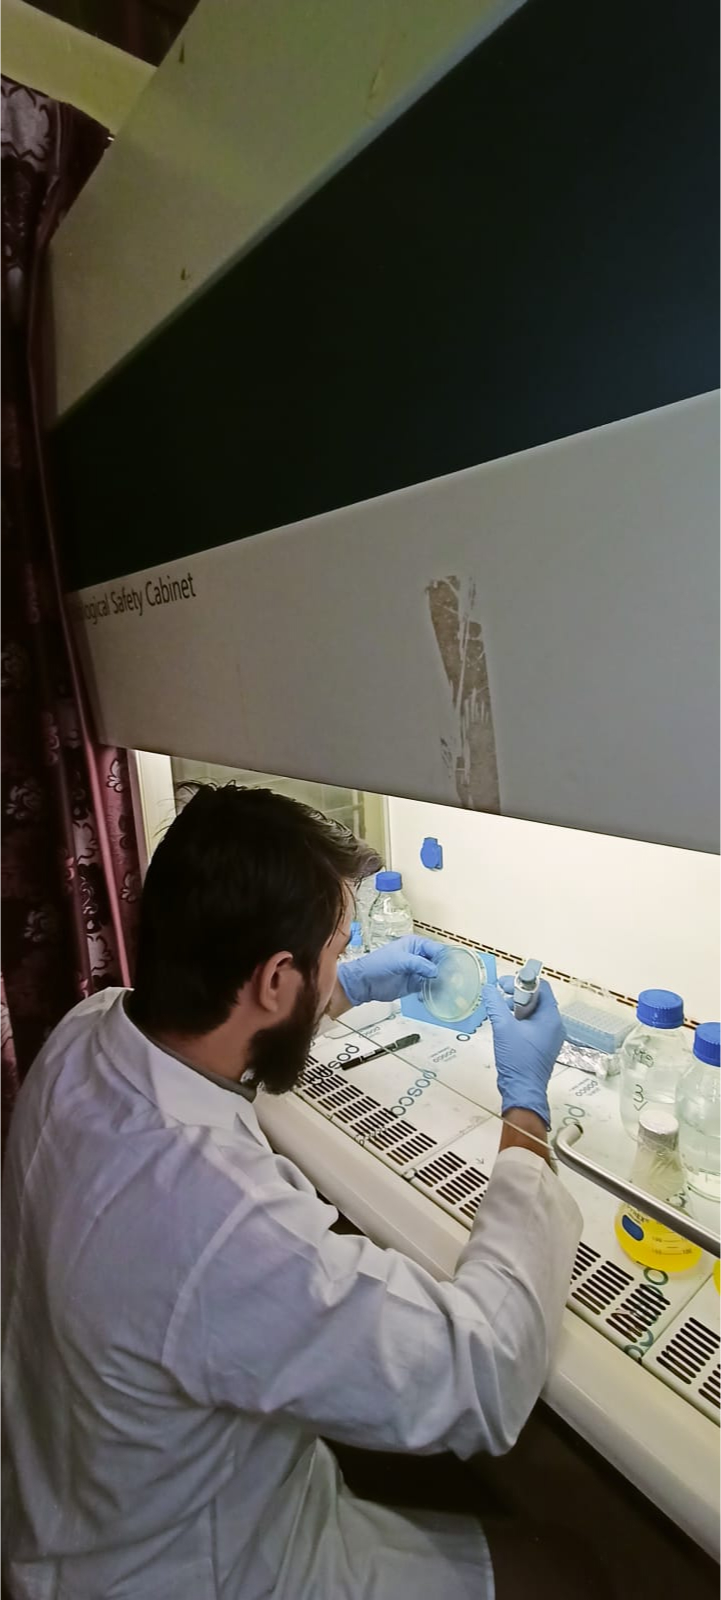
(1, 79, 141, 1147)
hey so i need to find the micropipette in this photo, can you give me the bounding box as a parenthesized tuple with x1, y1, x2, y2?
(513, 958, 543, 1020)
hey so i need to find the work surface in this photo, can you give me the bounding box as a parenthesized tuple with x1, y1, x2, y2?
(257, 988, 720, 1557)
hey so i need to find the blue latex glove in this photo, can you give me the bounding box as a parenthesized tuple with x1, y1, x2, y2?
(482, 976, 565, 1129)
(337, 936, 445, 1009)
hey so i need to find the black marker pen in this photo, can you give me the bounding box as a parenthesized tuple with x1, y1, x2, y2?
(339, 1033, 421, 1070)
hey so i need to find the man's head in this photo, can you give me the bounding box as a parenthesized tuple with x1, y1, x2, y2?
(128, 784, 381, 1093)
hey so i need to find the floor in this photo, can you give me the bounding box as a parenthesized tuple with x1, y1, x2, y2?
(328, 1407, 719, 1599)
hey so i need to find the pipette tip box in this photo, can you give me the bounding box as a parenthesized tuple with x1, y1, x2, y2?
(560, 997, 633, 1056)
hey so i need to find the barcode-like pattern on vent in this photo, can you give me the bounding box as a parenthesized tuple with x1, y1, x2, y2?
(367, 1118, 417, 1151)
(437, 1167, 488, 1205)
(298, 1066, 333, 1086)
(415, 1151, 465, 1186)
(687, 1316, 720, 1354)
(300, 1071, 347, 1104)
(443, 1172, 488, 1221)
(333, 1094, 381, 1126)
(413, 1150, 489, 1222)
(571, 1260, 633, 1315)
(300, 1068, 345, 1094)
(572, 1242, 601, 1282)
(312, 1073, 359, 1095)
(699, 1367, 720, 1408)
(295, 1070, 438, 1171)
(312, 1083, 364, 1114)
(656, 1318, 720, 1388)
(303, 1072, 337, 1091)
(607, 1283, 670, 1342)
(352, 1107, 396, 1139)
(386, 1131, 436, 1166)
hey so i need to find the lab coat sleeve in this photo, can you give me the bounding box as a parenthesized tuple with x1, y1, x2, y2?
(163, 1146, 581, 1460)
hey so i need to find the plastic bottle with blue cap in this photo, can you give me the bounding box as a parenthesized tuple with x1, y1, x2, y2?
(342, 921, 365, 961)
(677, 1022, 721, 1204)
(367, 871, 414, 950)
(618, 989, 691, 1140)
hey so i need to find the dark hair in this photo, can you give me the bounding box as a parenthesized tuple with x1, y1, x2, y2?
(129, 784, 381, 1035)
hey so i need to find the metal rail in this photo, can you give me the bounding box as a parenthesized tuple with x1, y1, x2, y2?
(553, 1122, 721, 1259)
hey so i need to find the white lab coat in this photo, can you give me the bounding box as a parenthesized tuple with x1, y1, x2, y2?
(2, 990, 581, 1600)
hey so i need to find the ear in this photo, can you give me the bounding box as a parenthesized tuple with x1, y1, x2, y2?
(254, 951, 300, 1018)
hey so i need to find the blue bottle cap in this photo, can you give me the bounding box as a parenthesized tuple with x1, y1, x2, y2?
(375, 870, 402, 892)
(693, 1022, 721, 1067)
(636, 989, 684, 1029)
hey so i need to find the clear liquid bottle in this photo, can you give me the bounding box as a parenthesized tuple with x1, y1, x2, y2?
(367, 871, 414, 950)
(615, 1105, 702, 1273)
(618, 989, 690, 1140)
(677, 1022, 721, 1206)
(354, 877, 378, 949)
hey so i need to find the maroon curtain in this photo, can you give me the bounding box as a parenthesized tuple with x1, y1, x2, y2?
(2, 79, 142, 1144)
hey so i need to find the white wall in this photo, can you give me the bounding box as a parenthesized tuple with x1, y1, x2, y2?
(388, 796, 720, 1023)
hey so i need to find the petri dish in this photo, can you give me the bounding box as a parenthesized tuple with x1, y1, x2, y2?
(422, 946, 487, 1023)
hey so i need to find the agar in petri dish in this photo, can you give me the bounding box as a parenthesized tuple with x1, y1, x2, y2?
(422, 946, 486, 1023)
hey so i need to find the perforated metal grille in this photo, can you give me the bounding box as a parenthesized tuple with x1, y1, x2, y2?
(699, 1367, 720, 1409)
(367, 1118, 417, 1151)
(438, 1167, 489, 1220)
(352, 1107, 397, 1139)
(333, 1094, 381, 1126)
(415, 1151, 465, 1186)
(387, 1130, 436, 1166)
(644, 1289, 720, 1424)
(656, 1318, 720, 1391)
(299, 1070, 347, 1106)
(437, 1166, 488, 1206)
(572, 1242, 601, 1282)
(311, 1082, 365, 1114)
(412, 1149, 489, 1222)
(607, 1283, 670, 1342)
(302, 1069, 337, 1087)
(571, 1259, 634, 1317)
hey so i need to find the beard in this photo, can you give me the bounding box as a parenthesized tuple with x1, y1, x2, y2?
(246, 976, 320, 1096)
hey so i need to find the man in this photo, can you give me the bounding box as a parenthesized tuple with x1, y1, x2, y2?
(3, 784, 581, 1600)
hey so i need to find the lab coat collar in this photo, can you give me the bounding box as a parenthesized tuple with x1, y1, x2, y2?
(98, 991, 269, 1148)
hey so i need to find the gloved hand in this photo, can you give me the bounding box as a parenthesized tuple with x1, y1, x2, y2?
(483, 976, 565, 1128)
(337, 936, 444, 1009)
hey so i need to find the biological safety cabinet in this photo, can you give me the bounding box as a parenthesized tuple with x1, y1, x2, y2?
(48, 0, 720, 1565)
